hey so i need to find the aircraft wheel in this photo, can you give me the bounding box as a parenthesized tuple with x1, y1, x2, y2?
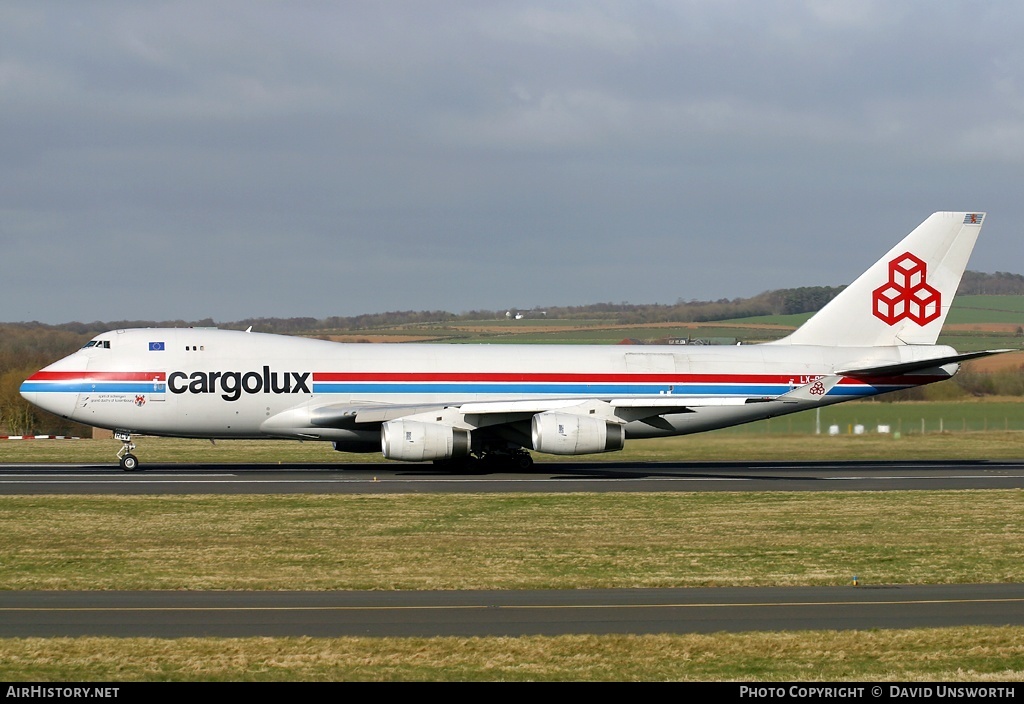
(513, 452, 533, 470)
(120, 454, 139, 472)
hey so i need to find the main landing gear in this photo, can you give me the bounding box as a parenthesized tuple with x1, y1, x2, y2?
(433, 449, 534, 472)
(491, 449, 534, 471)
(114, 430, 139, 471)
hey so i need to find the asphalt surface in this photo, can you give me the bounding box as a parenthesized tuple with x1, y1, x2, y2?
(3, 584, 1023, 638)
(2, 458, 1024, 494)
(3, 459, 1023, 638)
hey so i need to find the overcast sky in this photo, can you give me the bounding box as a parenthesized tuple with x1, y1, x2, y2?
(2, 2, 1022, 325)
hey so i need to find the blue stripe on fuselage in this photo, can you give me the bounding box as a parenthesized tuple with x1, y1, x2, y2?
(20, 382, 166, 394)
(314, 382, 797, 396)
(22, 380, 895, 399)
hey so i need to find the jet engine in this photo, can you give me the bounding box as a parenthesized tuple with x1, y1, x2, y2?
(531, 412, 625, 455)
(381, 420, 471, 462)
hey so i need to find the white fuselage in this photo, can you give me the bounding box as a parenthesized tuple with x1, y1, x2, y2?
(17, 212, 991, 467)
(21, 327, 954, 443)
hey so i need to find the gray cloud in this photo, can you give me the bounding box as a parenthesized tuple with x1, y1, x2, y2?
(2, 1, 1021, 323)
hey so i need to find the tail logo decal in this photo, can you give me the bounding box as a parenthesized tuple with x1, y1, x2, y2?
(871, 252, 941, 326)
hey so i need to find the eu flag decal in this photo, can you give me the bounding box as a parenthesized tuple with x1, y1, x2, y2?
(148, 342, 165, 351)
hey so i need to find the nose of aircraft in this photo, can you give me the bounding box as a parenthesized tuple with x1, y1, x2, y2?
(18, 380, 35, 408)
(20, 370, 79, 420)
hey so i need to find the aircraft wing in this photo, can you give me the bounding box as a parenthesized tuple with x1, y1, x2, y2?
(264, 379, 836, 438)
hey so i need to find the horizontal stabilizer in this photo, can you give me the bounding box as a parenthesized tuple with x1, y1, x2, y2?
(838, 349, 1014, 377)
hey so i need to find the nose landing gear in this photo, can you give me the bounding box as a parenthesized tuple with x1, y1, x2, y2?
(114, 430, 139, 471)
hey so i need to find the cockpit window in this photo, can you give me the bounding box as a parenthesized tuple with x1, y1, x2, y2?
(82, 340, 111, 349)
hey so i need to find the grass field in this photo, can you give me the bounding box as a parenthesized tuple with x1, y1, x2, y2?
(3, 491, 1024, 590)
(4, 376, 1024, 680)
(2, 428, 1024, 681)
(330, 294, 1024, 350)
(1, 488, 1023, 681)
(722, 398, 1024, 435)
(4, 628, 1023, 681)
(4, 423, 1024, 464)
(946, 296, 1024, 325)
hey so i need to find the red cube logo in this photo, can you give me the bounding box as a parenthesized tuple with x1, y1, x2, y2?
(871, 252, 941, 326)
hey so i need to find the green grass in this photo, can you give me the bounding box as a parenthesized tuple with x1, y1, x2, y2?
(2, 490, 1024, 681)
(946, 296, 1024, 324)
(3, 429, 1024, 466)
(298, 296, 1024, 349)
(14, 395, 1024, 461)
(4, 629, 1024, 681)
(690, 296, 1024, 330)
(724, 296, 1024, 351)
(3, 424, 1024, 681)
(2, 491, 1023, 591)
(726, 313, 812, 327)
(720, 399, 1024, 435)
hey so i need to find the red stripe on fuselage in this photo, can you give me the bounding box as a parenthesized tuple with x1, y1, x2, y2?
(27, 371, 166, 382)
(24, 370, 942, 388)
(312, 372, 817, 383)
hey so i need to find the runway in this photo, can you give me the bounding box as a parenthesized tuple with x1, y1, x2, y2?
(2, 458, 1024, 494)
(3, 584, 1023, 638)
(3, 459, 1022, 638)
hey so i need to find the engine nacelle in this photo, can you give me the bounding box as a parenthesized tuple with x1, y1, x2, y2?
(531, 413, 625, 455)
(381, 420, 471, 462)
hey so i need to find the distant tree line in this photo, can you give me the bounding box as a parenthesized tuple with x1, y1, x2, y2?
(0, 324, 93, 435)
(958, 271, 1024, 295)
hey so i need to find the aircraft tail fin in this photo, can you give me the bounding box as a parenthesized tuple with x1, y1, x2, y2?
(770, 212, 985, 347)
